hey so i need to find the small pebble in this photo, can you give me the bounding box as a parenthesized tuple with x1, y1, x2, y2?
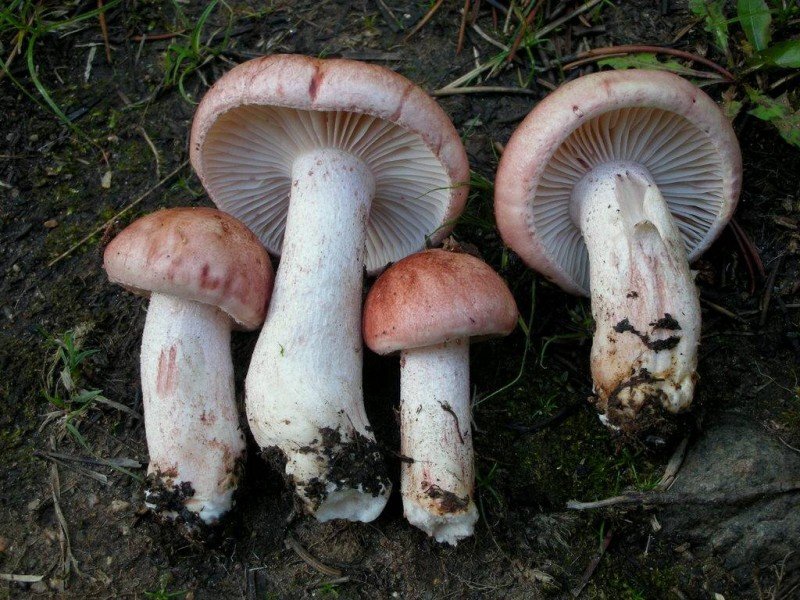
(43, 219, 58, 229)
(110, 499, 130, 513)
(101, 171, 112, 189)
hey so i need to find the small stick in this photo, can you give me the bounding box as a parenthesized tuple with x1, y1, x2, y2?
(432, 85, 538, 96)
(374, 0, 403, 33)
(138, 125, 161, 180)
(0, 574, 44, 583)
(759, 255, 784, 328)
(505, 0, 546, 64)
(729, 218, 765, 294)
(564, 44, 735, 82)
(285, 536, 343, 577)
(655, 436, 689, 490)
(129, 31, 185, 42)
(572, 528, 613, 598)
(97, 0, 112, 63)
(47, 160, 188, 267)
(403, 0, 445, 42)
(456, 0, 470, 55)
(567, 480, 800, 510)
(505, 402, 581, 434)
(535, 0, 604, 40)
(700, 298, 749, 323)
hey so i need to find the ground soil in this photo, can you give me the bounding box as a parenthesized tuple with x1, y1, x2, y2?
(1, 1, 799, 599)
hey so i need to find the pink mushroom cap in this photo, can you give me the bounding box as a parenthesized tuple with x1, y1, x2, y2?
(189, 54, 470, 275)
(103, 207, 273, 330)
(363, 249, 519, 354)
(494, 69, 742, 296)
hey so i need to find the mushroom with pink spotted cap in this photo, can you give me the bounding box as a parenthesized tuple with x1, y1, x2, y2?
(363, 249, 518, 544)
(104, 207, 273, 528)
(190, 54, 470, 522)
(494, 69, 742, 433)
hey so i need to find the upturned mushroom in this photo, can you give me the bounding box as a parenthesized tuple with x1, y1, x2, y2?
(495, 70, 741, 432)
(190, 55, 470, 522)
(363, 249, 518, 544)
(104, 207, 273, 527)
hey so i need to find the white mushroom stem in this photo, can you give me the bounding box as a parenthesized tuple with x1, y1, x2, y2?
(399, 338, 478, 545)
(573, 161, 701, 428)
(246, 148, 390, 522)
(140, 293, 245, 524)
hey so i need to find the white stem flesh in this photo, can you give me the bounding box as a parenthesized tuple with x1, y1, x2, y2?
(246, 148, 390, 522)
(140, 293, 245, 525)
(400, 339, 478, 545)
(574, 161, 701, 429)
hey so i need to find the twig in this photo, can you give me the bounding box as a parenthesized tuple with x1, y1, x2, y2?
(47, 160, 188, 267)
(0, 574, 44, 583)
(536, 0, 604, 40)
(307, 577, 351, 591)
(456, 0, 470, 55)
(374, 0, 403, 33)
(572, 528, 613, 598)
(655, 436, 689, 490)
(285, 536, 342, 577)
(35, 450, 142, 469)
(567, 480, 800, 510)
(759, 255, 784, 328)
(729, 218, 765, 294)
(764, 425, 800, 454)
(505, 0, 546, 63)
(505, 402, 581, 434)
(51, 460, 84, 578)
(97, 0, 112, 63)
(129, 30, 185, 42)
(38, 452, 108, 485)
(433, 85, 538, 96)
(471, 22, 510, 52)
(403, 0, 445, 42)
(563, 44, 735, 82)
(138, 126, 161, 180)
(700, 298, 749, 323)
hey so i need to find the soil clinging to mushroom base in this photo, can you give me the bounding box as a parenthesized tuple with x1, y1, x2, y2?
(263, 426, 391, 512)
(144, 447, 246, 539)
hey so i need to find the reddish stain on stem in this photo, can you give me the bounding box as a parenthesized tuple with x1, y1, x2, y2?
(156, 344, 179, 396)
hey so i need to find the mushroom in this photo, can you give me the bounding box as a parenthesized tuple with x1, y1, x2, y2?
(495, 70, 741, 432)
(103, 207, 273, 527)
(189, 55, 470, 521)
(363, 249, 518, 544)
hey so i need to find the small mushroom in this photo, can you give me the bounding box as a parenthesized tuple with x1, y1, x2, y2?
(363, 249, 518, 544)
(495, 70, 742, 432)
(190, 55, 469, 521)
(103, 207, 273, 527)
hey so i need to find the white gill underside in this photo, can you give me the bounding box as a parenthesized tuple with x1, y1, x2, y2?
(535, 107, 726, 292)
(202, 107, 452, 273)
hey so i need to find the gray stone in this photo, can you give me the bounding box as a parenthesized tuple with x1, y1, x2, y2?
(659, 412, 800, 581)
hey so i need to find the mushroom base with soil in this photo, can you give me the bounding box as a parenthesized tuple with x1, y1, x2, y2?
(574, 162, 700, 430)
(141, 293, 246, 525)
(245, 148, 391, 522)
(400, 339, 478, 545)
